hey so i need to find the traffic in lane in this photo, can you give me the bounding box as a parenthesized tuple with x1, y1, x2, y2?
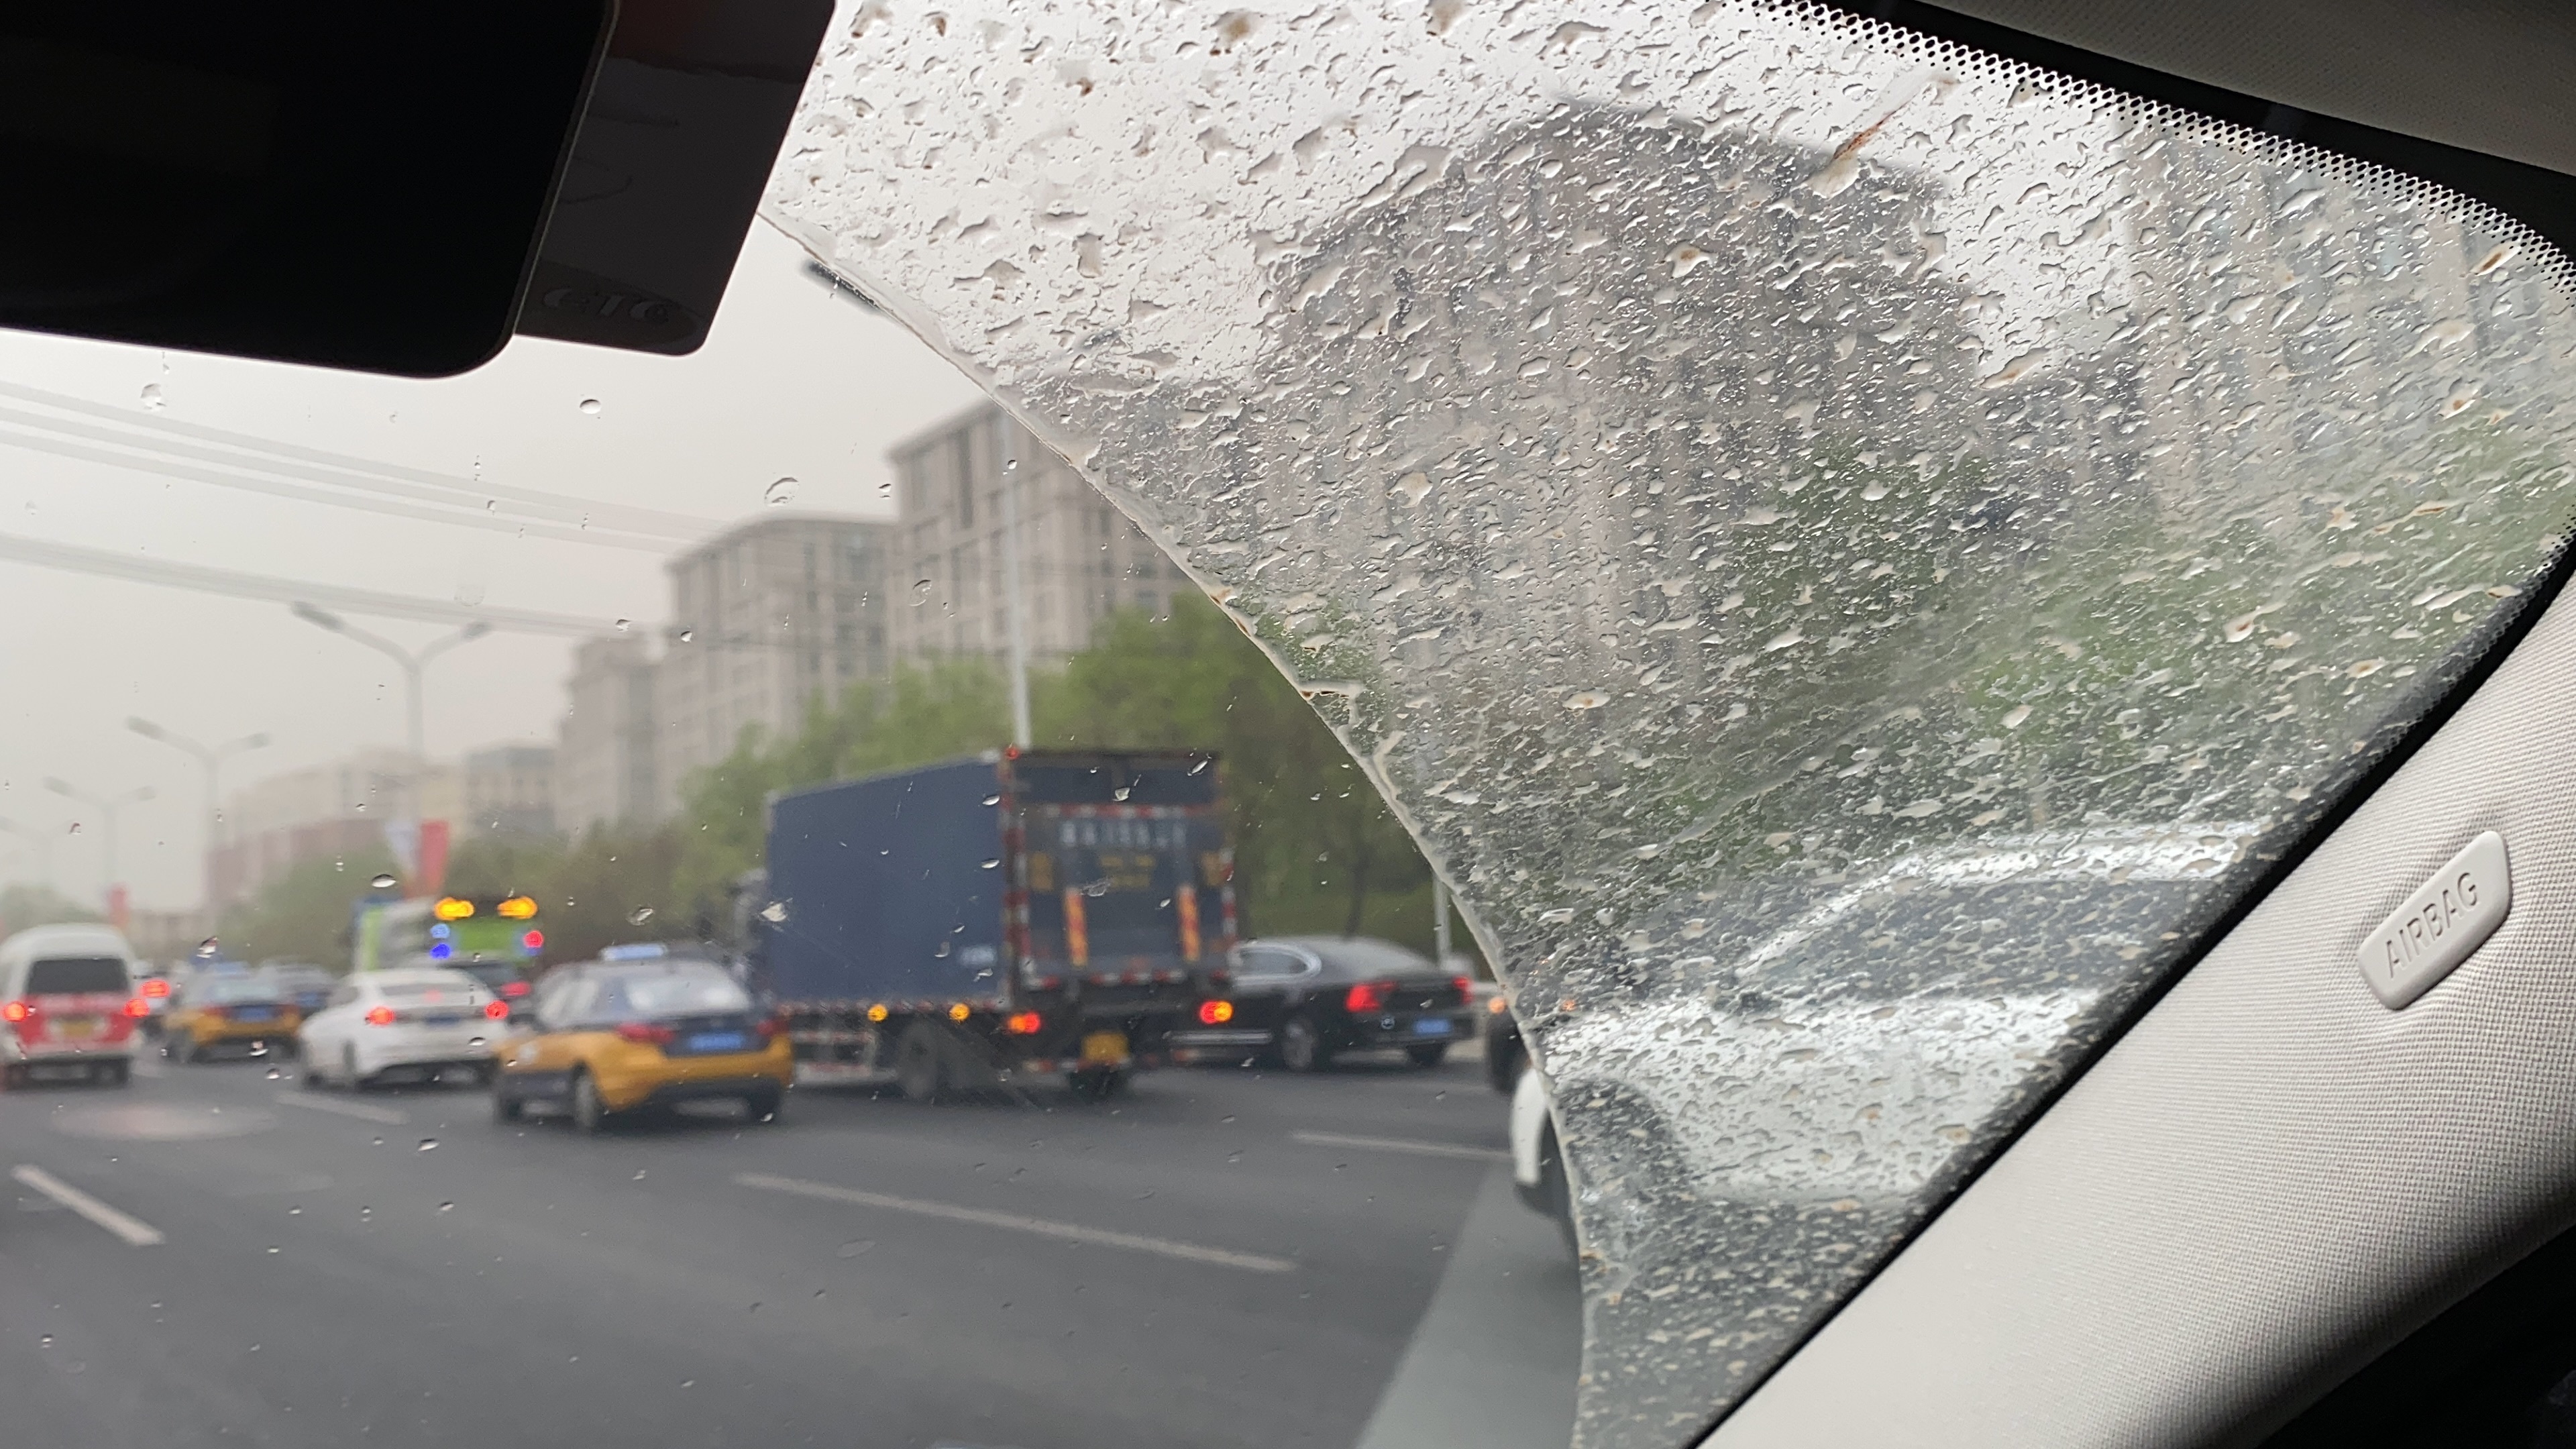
(0, 1049, 1576, 1449)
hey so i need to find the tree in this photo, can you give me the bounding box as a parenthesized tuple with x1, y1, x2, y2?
(214, 847, 398, 967)
(0, 883, 102, 940)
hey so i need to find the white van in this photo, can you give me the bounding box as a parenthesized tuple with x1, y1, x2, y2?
(0, 923, 144, 1087)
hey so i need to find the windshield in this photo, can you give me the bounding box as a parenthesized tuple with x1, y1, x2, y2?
(0, 7, 2566, 1449)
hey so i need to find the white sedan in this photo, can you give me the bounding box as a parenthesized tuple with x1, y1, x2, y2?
(297, 968, 506, 1089)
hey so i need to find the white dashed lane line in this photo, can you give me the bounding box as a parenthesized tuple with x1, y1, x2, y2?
(274, 1093, 410, 1125)
(1290, 1130, 1509, 1163)
(734, 1172, 1298, 1274)
(12, 1165, 166, 1246)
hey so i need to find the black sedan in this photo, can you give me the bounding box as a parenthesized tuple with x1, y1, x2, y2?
(1180, 935, 1476, 1071)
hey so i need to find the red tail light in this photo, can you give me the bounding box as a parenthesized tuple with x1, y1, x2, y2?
(500, 980, 531, 998)
(482, 1000, 508, 1020)
(363, 1005, 396, 1026)
(1196, 999, 1234, 1025)
(1452, 975, 1473, 1000)
(140, 977, 170, 999)
(1, 1000, 29, 1023)
(755, 1014, 787, 1042)
(1002, 1011, 1043, 1035)
(614, 1022, 676, 1046)
(1344, 981, 1389, 1012)
(122, 998, 150, 1018)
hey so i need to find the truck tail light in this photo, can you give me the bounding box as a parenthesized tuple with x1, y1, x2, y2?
(1344, 981, 1389, 1012)
(1196, 1000, 1234, 1025)
(1003, 1011, 1043, 1035)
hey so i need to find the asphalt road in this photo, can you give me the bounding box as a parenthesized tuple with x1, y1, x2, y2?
(0, 1044, 1578, 1449)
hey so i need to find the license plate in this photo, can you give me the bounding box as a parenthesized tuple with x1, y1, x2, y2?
(233, 1008, 275, 1023)
(55, 1016, 97, 1039)
(1079, 1030, 1129, 1066)
(1411, 1018, 1451, 1036)
(421, 1014, 461, 1028)
(687, 1031, 748, 1054)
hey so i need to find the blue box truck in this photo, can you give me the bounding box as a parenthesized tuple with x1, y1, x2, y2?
(761, 749, 1236, 1099)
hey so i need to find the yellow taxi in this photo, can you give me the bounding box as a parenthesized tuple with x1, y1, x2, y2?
(163, 973, 303, 1063)
(491, 950, 789, 1132)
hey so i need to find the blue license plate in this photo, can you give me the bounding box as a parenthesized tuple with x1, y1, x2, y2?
(686, 1032, 748, 1054)
(1411, 1018, 1451, 1037)
(233, 1008, 275, 1022)
(421, 1014, 461, 1028)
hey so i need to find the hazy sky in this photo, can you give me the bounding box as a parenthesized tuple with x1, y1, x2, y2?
(0, 222, 987, 909)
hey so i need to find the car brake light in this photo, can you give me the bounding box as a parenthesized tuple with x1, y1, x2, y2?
(1, 1000, 28, 1022)
(1197, 1000, 1234, 1025)
(614, 1022, 676, 1046)
(122, 998, 150, 1018)
(755, 1015, 787, 1041)
(1344, 981, 1389, 1012)
(141, 977, 170, 998)
(1003, 1011, 1043, 1035)
(482, 1000, 508, 1020)
(501, 980, 531, 998)
(1452, 975, 1473, 1000)
(364, 1005, 396, 1026)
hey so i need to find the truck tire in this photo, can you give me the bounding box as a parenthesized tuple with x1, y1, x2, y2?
(894, 1024, 950, 1104)
(1069, 1067, 1128, 1101)
(1278, 1014, 1334, 1073)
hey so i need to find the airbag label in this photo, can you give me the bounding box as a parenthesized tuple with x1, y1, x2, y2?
(2361, 831, 2511, 1010)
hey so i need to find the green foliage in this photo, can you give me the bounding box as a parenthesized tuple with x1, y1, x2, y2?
(207, 598, 1470, 974)
(0, 883, 103, 938)
(214, 847, 396, 967)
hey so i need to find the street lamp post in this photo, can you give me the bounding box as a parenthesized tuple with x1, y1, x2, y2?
(998, 437, 1033, 749)
(42, 778, 156, 910)
(127, 718, 268, 906)
(289, 603, 491, 765)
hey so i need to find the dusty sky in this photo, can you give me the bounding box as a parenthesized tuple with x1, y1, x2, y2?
(0, 222, 986, 909)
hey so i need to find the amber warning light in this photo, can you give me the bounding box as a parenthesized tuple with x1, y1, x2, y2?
(496, 896, 539, 920)
(433, 897, 476, 921)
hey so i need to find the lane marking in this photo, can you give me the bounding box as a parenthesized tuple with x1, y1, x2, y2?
(1291, 1130, 1509, 1163)
(274, 1093, 409, 1125)
(734, 1172, 1296, 1274)
(11, 1165, 165, 1246)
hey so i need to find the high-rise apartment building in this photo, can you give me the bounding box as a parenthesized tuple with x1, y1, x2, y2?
(886, 403, 1189, 665)
(651, 514, 898, 816)
(554, 635, 659, 833)
(463, 745, 557, 838)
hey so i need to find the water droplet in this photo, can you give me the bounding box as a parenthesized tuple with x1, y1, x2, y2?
(66, 822, 78, 835)
(629, 906, 655, 924)
(264, 1068, 282, 1080)
(40, 1334, 54, 1346)
(979, 859, 1001, 869)
(764, 477, 800, 506)
(468, 1036, 486, 1049)
(370, 873, 398, 890)
(415, 1138, 437, 1152)
(265, 1246, 280, 1254)
(759, 900, 789, 924)
(633, 1169, 647, 1181)
(678, 629, 694, 643)
(139, 384, 164, 412)
(194, 937, 218, 957)
(613, 619, 631, 633)
(578, 398, 602, 417)
(836, 1239, 875, 1257)
(287, 1206, 302, 1216)
(910, 579, 934, 605)
(981, 794, 1002, 806)
(1564, 690, 1611, 710)
(439, 1201, 455, 1212)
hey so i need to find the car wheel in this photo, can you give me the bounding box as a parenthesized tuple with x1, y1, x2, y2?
(1279, 1014, 1333, 1073)
(569, 1069, 608, 1134)
(745, 1085, 784, 1123)
(1405, 1043, 1450, 1068)
(492, 1077, 524, 1123)
(894, 1023, 949, 1104)
(299, 1060, 325, 1089)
